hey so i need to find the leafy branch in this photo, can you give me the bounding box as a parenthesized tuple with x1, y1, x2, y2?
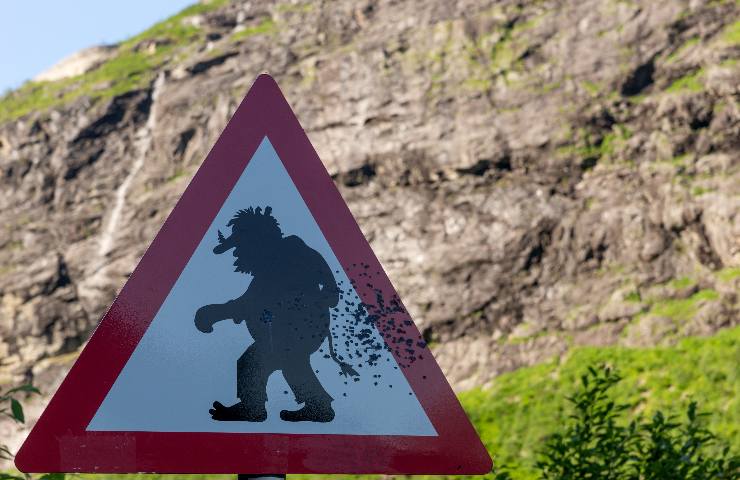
(0, 385, 39, 426)
(0, 384, 61, 480)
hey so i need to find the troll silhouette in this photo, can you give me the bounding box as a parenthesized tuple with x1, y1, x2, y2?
(194, 206, 358, 423)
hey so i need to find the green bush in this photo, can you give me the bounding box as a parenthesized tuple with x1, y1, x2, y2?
(535, 367, 638, 479)
(465, 326, 739, 478)
(530, 366, 739, 479)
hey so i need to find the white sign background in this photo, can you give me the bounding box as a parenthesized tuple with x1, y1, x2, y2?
(88, 138, 436, 436)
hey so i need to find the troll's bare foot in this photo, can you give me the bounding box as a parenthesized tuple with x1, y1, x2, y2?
(209, 401, 267, 422)
(280, 401, 334, 423)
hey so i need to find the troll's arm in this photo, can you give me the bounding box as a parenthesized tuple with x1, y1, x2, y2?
(194, 288, 258, 333)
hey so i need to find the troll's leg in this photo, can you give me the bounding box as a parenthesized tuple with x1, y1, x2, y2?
(210, 344, 273, 421)
(280, 354, 334, 422)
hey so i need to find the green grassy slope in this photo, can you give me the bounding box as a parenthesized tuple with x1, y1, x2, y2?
(44, 325, 736, 480)
(0, 0, 230, 123)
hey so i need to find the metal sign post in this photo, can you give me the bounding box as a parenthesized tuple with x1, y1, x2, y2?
(238, 476, 286, 480)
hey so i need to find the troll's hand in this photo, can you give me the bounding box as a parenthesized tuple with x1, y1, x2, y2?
(194, 305, 220, 333)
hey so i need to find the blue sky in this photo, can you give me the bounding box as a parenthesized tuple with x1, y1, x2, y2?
(1, 0, 196, 94)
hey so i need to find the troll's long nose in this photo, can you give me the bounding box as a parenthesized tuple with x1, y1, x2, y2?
(213, 229, 235, 254)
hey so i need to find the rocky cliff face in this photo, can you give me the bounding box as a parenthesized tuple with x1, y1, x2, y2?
(0, 0, 738, 454)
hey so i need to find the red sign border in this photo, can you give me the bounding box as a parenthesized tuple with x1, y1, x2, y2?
(16, 74, 492, 475)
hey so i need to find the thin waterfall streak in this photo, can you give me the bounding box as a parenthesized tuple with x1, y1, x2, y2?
(97, 73, 165, 257)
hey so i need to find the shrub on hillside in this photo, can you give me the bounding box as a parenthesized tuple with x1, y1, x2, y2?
(497, 366, 740, 479)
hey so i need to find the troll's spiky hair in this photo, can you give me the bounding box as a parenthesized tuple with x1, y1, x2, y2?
(229, 206, 281, 236)
(214, 206, 282, 255)
(226, 206, 280, 231)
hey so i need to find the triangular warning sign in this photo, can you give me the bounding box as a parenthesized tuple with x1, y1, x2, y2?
(16, 74, 492, 475)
